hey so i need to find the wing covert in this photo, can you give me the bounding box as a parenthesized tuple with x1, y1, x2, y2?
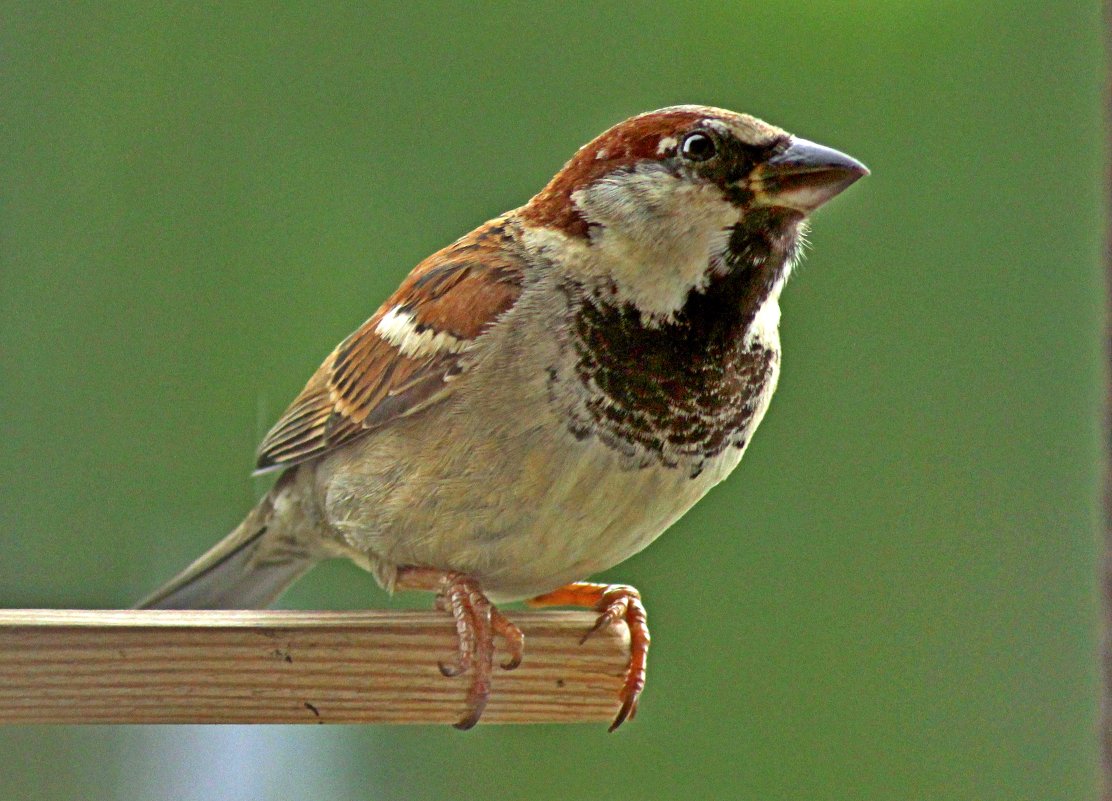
(254, 217, 525, 473)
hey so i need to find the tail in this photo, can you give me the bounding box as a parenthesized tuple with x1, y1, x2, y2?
(136, 471, 322, 610)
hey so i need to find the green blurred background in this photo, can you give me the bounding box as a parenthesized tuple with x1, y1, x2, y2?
(1, 2, 1104, 799)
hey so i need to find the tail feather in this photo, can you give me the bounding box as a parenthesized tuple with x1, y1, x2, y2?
(136, 473, 320, 610)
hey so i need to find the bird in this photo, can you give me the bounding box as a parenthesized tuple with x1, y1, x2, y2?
(137, 105, 867, 731)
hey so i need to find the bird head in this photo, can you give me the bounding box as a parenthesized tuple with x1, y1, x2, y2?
(520, 105, 867, 321)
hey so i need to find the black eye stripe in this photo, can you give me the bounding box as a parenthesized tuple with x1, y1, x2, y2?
(680, 132, 716, 162)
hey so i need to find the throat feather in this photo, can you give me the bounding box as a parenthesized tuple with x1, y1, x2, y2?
(555, 256, 785, 475)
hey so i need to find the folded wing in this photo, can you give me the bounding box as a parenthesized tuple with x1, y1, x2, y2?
(255, 217, 525, 473)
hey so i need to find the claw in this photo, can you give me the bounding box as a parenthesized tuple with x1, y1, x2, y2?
(438, 660, 464, 678)
(395, 566, 524, 729)
(609, 698, 636, 732)
(528, 582, 650, 731)
(492, 606, 525, 670)
(453, 692, 488, 731)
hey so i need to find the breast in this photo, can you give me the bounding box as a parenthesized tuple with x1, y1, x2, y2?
(551, 279, 782, 479)
(319, 274, 784, 601)
(459, 290, 785, 599)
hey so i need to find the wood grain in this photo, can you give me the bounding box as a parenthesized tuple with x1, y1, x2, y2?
(0, 609, 629, 725)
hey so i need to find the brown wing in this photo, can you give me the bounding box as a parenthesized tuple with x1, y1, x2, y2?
(254, 217, 525, 474)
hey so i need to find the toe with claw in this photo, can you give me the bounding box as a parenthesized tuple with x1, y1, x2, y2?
(396, 567, 524, 729)
(528, 582, 650, 731)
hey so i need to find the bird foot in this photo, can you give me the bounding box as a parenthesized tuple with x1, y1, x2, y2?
(527, 582, 649, 731)
(395, 567, 523, 730)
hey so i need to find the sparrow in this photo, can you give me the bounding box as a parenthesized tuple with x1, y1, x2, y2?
(138, 105, 867, 730)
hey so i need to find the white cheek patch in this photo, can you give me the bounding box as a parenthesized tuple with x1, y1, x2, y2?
(374, 306, 468, 358)
(656, 136, 677, 155)
(570, 164, 739, 322)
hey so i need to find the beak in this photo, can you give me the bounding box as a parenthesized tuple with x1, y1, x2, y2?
(751, 137, 869, 213)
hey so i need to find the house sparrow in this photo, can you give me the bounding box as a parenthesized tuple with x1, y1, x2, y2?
(138, 105, 867, 730)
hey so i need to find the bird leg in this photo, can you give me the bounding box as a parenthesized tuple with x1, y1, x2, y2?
(527, 582, 649, 731)
(394, 566, 524, 729)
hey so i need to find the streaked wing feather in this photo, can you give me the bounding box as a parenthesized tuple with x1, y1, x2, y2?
(254, 217, 524, 474)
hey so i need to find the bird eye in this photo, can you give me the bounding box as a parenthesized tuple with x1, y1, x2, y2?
(680, 132, 717, 162)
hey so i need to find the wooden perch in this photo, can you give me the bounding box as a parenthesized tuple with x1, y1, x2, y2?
(0, 609, 629, 725)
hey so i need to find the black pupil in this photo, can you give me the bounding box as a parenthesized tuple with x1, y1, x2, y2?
(682, 133, 715, 160)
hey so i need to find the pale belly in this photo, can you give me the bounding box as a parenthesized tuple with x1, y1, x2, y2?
(317, 382, 762, 603)
(401, 434, 748, 602)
